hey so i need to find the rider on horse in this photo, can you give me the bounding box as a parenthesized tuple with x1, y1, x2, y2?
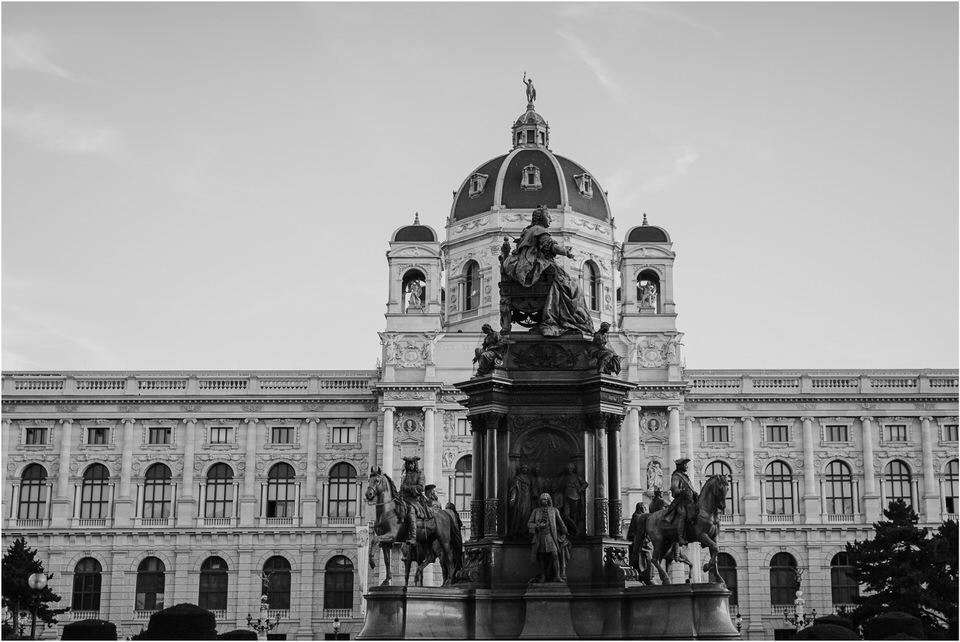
(664, 458, 697, 546)
(401, 456, 430, 545)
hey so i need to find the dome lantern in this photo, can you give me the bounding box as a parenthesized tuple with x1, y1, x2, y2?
(513, 74, 549, 150)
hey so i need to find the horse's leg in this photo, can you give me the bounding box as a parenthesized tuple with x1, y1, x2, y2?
(380, 542, 393, 586)
(651, 540, 670, 585)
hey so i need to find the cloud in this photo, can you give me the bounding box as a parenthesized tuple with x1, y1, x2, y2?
(3, 108, 123, 157)
(637, 147, 700, 193)
(3, 32, 84, 82)
(631, 4, 723, 39)
(555, 30, 624, 97)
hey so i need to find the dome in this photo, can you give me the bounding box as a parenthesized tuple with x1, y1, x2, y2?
(450, 98, 611, 223)
(392, 214, 437, 243)
(626, 215, 671, 243)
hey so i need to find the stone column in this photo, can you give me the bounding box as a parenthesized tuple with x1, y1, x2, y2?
(741, 417, 760, 522)
(51, 419, 73, 527)
(667, 407, 682, 484)
(920, 417, 940, 520)
(424, 407, 437, 486)
(606, 415, 623, 538)
(303, 418, 319, 525)
(382, 407, 395, 479)
(240, 418, 259, 526)
(593, 415, 609, 538)
(296, 547, 316, 639)
(860, 417, 880, 520)
(115, 418, 136, 524)
(801, 417, 820, 523)
(178, 419, 197, 527)
(624, 407, 642, 489)
(470, 415, 485, 541)
(484, 414, 500, 538)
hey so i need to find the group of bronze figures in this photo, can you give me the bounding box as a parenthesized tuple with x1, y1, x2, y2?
(364, 455, 729, 587)
(472, 205, 622, 376)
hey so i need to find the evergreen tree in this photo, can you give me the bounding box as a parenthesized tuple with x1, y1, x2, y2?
(846, 500, 958, 639)
(1, 537, 68, 636)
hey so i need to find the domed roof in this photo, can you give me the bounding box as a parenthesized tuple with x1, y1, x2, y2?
(392, 213, 437, 243)
(626, 215, 671, 243)
(451, 102, 611, 223)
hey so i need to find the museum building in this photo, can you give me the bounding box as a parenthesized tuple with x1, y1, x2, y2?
(2, 94, 958, 640)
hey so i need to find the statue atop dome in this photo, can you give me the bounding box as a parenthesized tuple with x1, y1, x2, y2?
(523, 72, 536, 105)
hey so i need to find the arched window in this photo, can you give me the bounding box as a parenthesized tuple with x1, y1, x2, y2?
(824, 461, 854, 516)
(704, 461, 734, 515)
(883, 460, 912, 506)
(72, 557, 102, 612)
(135, 557, 165, 611)
(451, 456, 472, 511)
(463, 261, 480, 312)
(764, 461, 794, 515)
(204, 463, 234, 519)
(769, 552, 798, 605)
(80, 464, 110, 520)
(717, 553, 738, 606)
(18, 464, 48, 520)
(267, 463, 296, 518)
(583, 261, 600, 311)
(830, 552, 859, 607)
(328, 463, 358, 518)
(323, 556, 354, 610)
(636, 269, 660, 312)
(143, 464, 173, 519)
(262, 556, 291, 610)
(945, 459, 959, 514)
(402, 269, 426, 313)
(198, 556, 228, 611)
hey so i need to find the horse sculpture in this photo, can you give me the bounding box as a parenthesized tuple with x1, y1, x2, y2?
(364, 467, 462, 586)
(633, 474, 729, 585)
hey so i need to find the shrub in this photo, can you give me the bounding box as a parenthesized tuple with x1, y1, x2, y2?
(217, 630, 258, 640)
(792, 623, 861, 640)
(142, 603, 217, 640)
(863, 611, 924, 640)
(62, 619, 118, 640)
(813, 614, 855, 630)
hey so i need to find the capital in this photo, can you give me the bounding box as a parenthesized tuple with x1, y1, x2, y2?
(244, 418, 259, 425)
(859, 416, 874, 423)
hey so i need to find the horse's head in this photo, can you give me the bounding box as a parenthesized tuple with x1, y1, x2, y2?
(704, 474, 729, 513)
(365, 468, 388, 503)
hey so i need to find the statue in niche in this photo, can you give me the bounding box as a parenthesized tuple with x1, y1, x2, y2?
(646, 460, 663, 491)
(406, 280, 424, 309)
(508, 463, 535, 536)
(500, 205, 595, 337)
(555, 462, 589, 539)
(587, 321, 622, 375)
(530, 462, 545, 500)
(639, 282, 658, 309)
(473, 323, 508, 376)
(523, 71, 537, 105)
(527, 493, 568, 583)
(661, 334, 683, 365)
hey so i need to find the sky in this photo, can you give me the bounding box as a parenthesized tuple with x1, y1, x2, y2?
(2, 1, 957, 373)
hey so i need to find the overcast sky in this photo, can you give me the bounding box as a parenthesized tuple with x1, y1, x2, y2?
(2, 2, 957, 373)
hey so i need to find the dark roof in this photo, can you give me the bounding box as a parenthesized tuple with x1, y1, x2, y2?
(626, 225, 670, 243)
(393, 225, 437, 242)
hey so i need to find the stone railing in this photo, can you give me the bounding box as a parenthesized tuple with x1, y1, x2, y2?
(686, 371, 958, 396)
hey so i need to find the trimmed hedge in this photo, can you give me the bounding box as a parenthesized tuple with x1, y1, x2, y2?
(863, 611, 924, 640)
(62, 619, 119, 640)
(142, 603, 217, 640)
(792, 624, 861, 640)
(217, 630, 258, 640)
(812, 615, 855, 631)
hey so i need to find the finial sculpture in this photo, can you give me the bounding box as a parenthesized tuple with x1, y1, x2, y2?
(523, 72, 536, 105)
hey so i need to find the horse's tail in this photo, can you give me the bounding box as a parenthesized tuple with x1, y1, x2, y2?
(445, 508, 464, 568)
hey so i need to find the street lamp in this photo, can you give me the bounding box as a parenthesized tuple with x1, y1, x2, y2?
(246, 595, 280, 641)
(735, 608, 743, 637)
(27, 573, 47, 640)
(784, 589, 816, 631)
(333, 617, 341, 640)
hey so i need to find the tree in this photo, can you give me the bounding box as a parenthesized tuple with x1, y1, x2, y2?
(845, 500, 959, 639)
(1, 537, 68, 636)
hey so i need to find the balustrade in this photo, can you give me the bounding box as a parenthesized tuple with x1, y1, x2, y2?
(70, 610, 100, 621)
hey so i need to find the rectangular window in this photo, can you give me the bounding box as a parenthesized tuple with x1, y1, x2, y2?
(148, 427, 171, 445)
(209, 426, 233, 445)
(24, 427, 48, 445)
(706, 425, 729, 443)
(943, 424, 958, 442)
(271, 426, 294, 444)
(884, 425, 908, 442)
(825, 425, 849, 442)
(87, 427, 109, 445)
(331, 426, 356, 444)
(456, 418, 470, 437)
(766, 425, 789, 443)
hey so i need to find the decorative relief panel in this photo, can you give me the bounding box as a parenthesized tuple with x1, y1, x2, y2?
(193, 455, 245, 475)
(640, 412, 666, 435)
(318, 452, 369, 474)
(570, 217, 610, 235)
(130, 457, 182, 477)
(6, 455, 60, 476)
(396, 413, 424, 436)
(381, 332, 440, 368)
(451, 217, 489, 234)
(256, 454, 307, 475)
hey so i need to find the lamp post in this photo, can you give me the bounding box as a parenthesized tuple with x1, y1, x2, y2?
(27, 573, 47, 640)
(246, 595, 280, 641)
(333, 617, 341, 640)
(784, 589, 816, 631)
(735, 608, 743, 638)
